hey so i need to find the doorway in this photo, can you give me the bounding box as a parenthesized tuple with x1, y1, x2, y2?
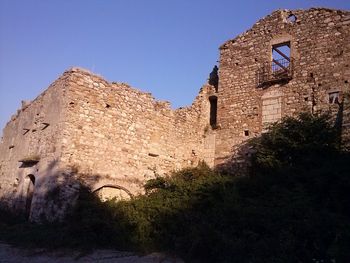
(25, 174, 35, 219)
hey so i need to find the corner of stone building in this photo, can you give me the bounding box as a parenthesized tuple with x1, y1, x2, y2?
(0, 69, 74, 222)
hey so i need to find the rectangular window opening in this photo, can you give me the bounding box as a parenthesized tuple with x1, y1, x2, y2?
(209, 96, 218, 128)
(329, 91, 339, 104)
(272, 42, 291, 74)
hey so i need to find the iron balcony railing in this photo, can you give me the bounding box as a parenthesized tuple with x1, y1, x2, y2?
(256, 58, 294, 87)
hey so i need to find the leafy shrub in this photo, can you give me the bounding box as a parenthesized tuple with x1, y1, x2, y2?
(1, 113, 349, 262)
(250, 112, 339, 170)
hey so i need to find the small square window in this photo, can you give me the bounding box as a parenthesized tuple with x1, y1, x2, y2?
(329, 92, 339, 104)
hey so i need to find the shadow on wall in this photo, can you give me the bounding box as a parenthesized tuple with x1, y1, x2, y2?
(0, 111, 349, 262)
(0, 101, 348, 223)
(0, 158, 135, 223)
(216, 96, 349, 174)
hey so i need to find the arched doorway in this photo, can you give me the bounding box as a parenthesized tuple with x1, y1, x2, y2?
(25, 174, 35, 219)
(92, 185, 133, 202)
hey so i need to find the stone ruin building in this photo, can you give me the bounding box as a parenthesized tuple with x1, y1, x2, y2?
(0, 8, 349, 222)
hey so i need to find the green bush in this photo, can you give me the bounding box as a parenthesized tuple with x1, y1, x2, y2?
(250, 113, 339, 170)
(1, 113, 349, 262)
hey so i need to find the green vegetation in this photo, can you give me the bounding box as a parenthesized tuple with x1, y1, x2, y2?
(1, 113, 349, 262)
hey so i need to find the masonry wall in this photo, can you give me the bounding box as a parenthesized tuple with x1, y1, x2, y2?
(0, 67, 216, 221)
(215, 8, 350, 164)
(2, 7, 348, 222)
(0, 73, 75, 221)
(57, 68, 216, 198)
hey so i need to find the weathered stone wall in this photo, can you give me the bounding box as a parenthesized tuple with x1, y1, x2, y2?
(0, 67, 216, 221)
(216, 8, 350, 164)
(58, 68, 216, 197)
(1, 7, 349, 221)
(0, 73, 77, 221)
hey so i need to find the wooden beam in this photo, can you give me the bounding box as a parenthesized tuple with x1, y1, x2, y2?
(273, 47, 290, 61)
(272, 59, 288, 71)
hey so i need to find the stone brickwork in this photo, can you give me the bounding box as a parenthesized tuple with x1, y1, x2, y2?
(0, 67, 216, 221)
(0, 7, 349, 221)
(60, 68, 216, 197)
(216, 8, 350, 164)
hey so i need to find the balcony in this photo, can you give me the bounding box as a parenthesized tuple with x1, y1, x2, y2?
(256, 58, 294, 87)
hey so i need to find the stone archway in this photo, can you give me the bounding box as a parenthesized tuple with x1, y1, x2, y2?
(24, 174, 35, 219)
(92, 184, 133, 202)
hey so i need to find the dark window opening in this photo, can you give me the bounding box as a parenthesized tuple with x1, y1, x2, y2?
(244, 130, 249, 136)
(209, 96, 218, 128)
(25, 174, 35, 220)
(329, 92, 339, 104)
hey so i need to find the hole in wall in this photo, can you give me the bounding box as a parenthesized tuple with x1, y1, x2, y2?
(105, 103, 111, 108)
(25, 174, 35, 220)
(244, 130, 249, 136)
(345, 80, 348, 84)
(41, 123, 50, 130)
(209, 96, 218, 129)
(286, 14, 297, 23)
(329, 91, 340, 104)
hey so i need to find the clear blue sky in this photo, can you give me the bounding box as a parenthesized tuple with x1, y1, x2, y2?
(0, 0, 349, 133)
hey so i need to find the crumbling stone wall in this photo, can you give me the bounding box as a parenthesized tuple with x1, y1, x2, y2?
(1, 7, 349, 221)
(215, 8, 350, 164)
(0, 67, 216, 221)
(0, 73, 76, 221)
(59, 68, 216, 197)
